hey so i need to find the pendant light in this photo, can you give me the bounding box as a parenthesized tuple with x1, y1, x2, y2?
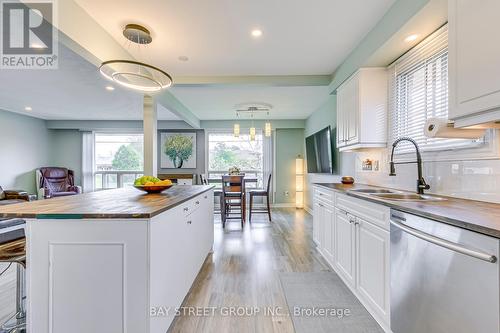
(264, 112, 272, 137)
(99, 24, 173, 92)
(265, 122, 272, 137)
(250, 112, 256, 141)
(233, 123, 240, 137)
(233, 112, 240, 137)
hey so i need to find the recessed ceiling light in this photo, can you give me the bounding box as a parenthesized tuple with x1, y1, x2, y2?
(404, 34, 419, 43)
(24, 106, 32, 111)
(178, 56, 189, 62)
(251, 29, 263, 38)
(105, 86, 115, 91)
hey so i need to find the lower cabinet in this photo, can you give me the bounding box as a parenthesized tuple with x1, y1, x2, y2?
(356, 217, 390, 325)
(322, 204, 335, 265)
(312, 187, 391, 332)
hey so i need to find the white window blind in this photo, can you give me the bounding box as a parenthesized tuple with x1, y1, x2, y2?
(389, 24, 481, 154)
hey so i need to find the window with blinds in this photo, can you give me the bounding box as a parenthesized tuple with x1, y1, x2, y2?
(388, 24, 482, 154)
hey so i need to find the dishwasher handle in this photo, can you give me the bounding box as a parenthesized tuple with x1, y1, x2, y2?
(390, 218, 497, 263)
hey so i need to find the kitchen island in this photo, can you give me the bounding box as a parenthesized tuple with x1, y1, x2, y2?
(0, 185, 214, 333)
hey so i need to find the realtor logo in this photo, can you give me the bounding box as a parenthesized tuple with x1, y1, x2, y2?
(1, 0, 58, 69)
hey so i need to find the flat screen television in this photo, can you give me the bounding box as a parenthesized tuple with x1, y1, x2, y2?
(305, 126, 333, 174)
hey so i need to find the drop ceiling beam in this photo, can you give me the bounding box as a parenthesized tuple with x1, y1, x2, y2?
(44, 0, 201, 127)
(174, 75, 332, 87)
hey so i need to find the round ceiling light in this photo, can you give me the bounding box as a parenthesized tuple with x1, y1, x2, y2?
(99, 24, 173, 93)
(100, 60, 172, 92)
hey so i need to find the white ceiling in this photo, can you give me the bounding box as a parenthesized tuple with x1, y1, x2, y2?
(171, 85, 331, 120)
(0, 44, 180, 120)
(75, 0, 397, 76)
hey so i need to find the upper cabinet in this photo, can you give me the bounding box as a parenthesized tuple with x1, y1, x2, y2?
(449, 0, 500, 127)
(336, 68, 387, 151)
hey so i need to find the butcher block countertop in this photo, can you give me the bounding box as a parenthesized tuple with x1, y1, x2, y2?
(0, 185, 214, 219)
(314, 183, 500, 239)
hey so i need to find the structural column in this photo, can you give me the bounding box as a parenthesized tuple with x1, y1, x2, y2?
(143, 95, 158, 176)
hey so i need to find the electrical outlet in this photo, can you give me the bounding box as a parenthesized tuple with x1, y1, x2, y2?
(284, 191, 289, 197)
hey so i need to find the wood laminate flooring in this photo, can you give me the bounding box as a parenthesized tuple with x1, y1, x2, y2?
(168, 208, 332, 333)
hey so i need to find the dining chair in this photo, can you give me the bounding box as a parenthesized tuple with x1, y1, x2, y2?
(200, 174, 223, 215)
(249, 174, 272, 222)
(221, 175, 245, 228)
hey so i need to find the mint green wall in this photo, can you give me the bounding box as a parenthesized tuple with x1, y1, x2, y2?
(328, 0, 430, 93)
(0, 110, 53, 193)
(50, 130, 82, 185)
(275, 128, 304, 204)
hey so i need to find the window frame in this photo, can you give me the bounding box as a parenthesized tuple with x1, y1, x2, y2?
(93, 131, 145, 190)
(388, 24, 500, 162)
(205, 128, 265, 187)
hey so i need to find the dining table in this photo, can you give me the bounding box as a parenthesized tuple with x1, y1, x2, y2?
(207, 175, 258, 186)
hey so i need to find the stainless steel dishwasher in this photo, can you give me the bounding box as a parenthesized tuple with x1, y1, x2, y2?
(390, 209, 499, 333)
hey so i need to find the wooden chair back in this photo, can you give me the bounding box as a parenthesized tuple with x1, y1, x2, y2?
(222, 175, 245, 195)
(265, 174, 272, 194)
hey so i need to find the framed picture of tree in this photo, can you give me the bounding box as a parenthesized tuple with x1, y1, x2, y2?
(160, 132, 197, 169)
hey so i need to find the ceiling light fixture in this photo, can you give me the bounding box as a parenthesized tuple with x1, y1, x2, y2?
(105, 86, 115, 91)
(251, 29, 263, 38)
(250, 112, 256, 141)
(178, 56, 189, 62)
(24, 106, 32, 111)
(234, 112, 240, 137)
(265, 111, 272, 137)
(99, 24, 173, 92)
(404, 34, 419, 43)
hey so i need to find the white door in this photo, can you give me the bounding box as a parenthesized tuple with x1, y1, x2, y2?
(322, 204, 335, 265)
(449, 0, 500, 120)
(356, 218, 390, 323)
(334, 209, 355, 287)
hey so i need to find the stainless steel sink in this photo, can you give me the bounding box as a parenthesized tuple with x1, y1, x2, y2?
(371, 193, 445, 202)
(349, 188, 400, 194)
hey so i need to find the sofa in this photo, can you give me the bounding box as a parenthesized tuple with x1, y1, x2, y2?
(0, 186, 33, 241)
(36, 167, 82, 199)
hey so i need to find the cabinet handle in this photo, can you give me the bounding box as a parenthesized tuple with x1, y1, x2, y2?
(196, 200, 200, 205)
(183, 207, 189, 212)
(204, 195, 208, 199)
(187, 220, 192, 224)
(354, 221, 360, 226)
(318, 203, 324, 207)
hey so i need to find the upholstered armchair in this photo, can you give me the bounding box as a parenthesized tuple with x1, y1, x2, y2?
(36, 167, 82, 199)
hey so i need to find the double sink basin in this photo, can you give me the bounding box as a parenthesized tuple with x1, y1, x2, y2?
(349, 188, 445, 202)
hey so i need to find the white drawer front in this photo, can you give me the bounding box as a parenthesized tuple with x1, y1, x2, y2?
(335, 193, 389, 231)
(313, 186, 334, 206)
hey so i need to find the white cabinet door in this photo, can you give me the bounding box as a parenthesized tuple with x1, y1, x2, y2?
(313, 201, 322, 246)
(334, 209, 355, 287)
(356, 218, 390, 323)
(322, 204, 335, 265)
(345, 75, 359, 145)
(336, 89, 346, 147)
(449, 0, 500, 120)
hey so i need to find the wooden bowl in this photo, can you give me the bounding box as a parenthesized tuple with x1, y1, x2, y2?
(341, 176, 355, 184)
(133, 184, 174, 193)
